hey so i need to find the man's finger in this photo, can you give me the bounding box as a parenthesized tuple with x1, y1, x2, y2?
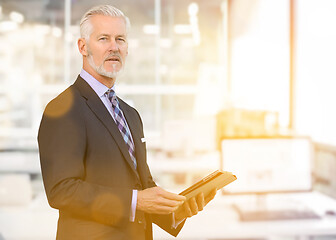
(159, 189, 186, 201)
(189, 197, 198, 215)
(154, 205, 180, 214)
(196, 192, 205, 211)
(183, 202, 192, 217)
(157, 197, 184, 208)
(205, 189, 217, 204)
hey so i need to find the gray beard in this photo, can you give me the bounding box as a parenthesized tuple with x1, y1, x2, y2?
(87, 52, 124, 80)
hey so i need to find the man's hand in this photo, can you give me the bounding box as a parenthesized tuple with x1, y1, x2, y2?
(174, 189, 217, 223)
(137, 186, 186, 214)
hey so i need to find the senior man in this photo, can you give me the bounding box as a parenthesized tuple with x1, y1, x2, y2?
(38, 5, 216, 240)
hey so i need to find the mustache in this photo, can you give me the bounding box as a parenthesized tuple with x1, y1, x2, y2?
(105, 53, 122, 62)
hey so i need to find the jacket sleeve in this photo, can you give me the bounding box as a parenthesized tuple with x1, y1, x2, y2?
(38, 89, 132, 227)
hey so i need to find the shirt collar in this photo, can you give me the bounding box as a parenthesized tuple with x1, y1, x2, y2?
(80, 69, 115, 98)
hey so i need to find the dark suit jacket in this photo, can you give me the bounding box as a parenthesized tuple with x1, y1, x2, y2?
(38, 76, 184, 240)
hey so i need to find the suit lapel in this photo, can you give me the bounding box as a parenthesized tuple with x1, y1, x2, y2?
(119, 99, 148, 187)
(118, 100, 145, 161)
(73, 76, 140, 178)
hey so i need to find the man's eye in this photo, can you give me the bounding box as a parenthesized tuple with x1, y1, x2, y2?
(99, 37, 107, 41)
(117, 38, 126, 42)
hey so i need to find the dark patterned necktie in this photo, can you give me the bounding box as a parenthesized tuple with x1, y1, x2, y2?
(106, 89, 137, 169)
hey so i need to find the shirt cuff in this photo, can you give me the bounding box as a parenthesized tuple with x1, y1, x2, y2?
(130, 189, 138, 222)
(171, 212, 185, 229)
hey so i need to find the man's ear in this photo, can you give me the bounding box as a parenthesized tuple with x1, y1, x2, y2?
(78, 38, 88, 56)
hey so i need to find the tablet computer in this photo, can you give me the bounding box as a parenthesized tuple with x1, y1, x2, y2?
(179, 170, 237, 200)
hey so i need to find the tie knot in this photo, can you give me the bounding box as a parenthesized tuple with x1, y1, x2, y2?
(106, 89, 117, 102)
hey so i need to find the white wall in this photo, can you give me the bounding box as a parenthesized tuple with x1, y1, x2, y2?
(295, 0, 336, 144)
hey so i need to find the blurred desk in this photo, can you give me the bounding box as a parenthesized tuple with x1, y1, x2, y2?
(1, 191, 335, 240)
(154, 191, 336, 240)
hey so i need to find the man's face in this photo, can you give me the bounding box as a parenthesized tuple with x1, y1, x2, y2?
(86, 15, 128, 79)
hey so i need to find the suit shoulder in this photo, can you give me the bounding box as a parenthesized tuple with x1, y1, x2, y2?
(43, 85, 82, 119)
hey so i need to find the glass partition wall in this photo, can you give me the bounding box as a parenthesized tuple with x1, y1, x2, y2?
(0, 0, 295, 187)
(0, 0, 228, 150)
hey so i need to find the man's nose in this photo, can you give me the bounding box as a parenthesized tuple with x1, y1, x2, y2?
(109, 40, 119, 52)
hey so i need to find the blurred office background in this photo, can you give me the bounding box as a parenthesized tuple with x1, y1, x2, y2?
(1, 0, 336, 239)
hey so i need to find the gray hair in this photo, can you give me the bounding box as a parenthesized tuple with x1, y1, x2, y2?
(80, 5, 131, 40)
